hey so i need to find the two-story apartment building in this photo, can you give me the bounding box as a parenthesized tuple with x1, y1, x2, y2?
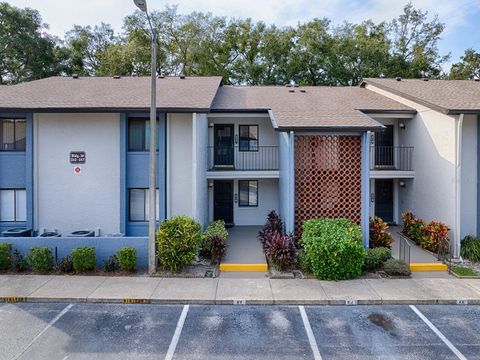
(1, 75, 479, 260)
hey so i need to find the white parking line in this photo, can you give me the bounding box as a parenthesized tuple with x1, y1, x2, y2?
(410, 305, 468, 360)
(164, 305, 190, 360)
(13, 303, 74, 360)
(299, 306, 322, 360)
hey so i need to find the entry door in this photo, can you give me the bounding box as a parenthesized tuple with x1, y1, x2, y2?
(375, 179, 394, 223)
(375, 125, 394, 167)
(213, 180, 234, 225)
(214, 124, 234, 167)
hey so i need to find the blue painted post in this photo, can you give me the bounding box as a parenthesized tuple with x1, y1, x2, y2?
(288, 131, 295, 236)
(477, 114, 480, 238)
(120, 113, 127, 235)
(26, 113, 34, 231)
(361, 131, 371, 248)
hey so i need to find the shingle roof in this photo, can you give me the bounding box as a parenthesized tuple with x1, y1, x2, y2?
(211, 86, 415, 130)
(0, 76, 222, 112)
(362, 78, 480, 114)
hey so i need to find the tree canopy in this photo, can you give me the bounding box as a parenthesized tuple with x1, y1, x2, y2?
(1, 2, 475, 85)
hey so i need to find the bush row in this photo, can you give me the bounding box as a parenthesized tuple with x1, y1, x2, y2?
(0, 243, 137, 273)
(402, 211, 450, 253)
(257, 212, 411, 280)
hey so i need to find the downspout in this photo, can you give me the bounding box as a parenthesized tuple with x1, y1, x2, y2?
(454, 114, 464, 259)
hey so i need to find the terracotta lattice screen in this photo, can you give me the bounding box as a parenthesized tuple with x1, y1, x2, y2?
(294, 135, 362, 236)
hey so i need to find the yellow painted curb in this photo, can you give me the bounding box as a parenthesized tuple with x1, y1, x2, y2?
(220, 263, 268, 272)
(409, 263, 448, 272)
(0, 297, 26, 303)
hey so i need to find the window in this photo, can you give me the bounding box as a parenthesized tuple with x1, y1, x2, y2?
(239, 180, 258, 207)
(239, 125, 258, 151)
(129, 188, 160, 221)
(0, 119, 26, 151)
(0, 189, 26, 222)
(128, 118, 159, 151)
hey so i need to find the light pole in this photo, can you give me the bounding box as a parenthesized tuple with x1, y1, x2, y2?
(134, 0, 157, 274)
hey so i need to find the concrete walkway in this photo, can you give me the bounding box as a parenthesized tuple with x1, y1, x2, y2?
(222, 226, 266, 264)
(1, 274, 480, 305)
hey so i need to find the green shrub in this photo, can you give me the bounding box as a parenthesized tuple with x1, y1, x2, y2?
(364, 247, 392, 271)
(296, 249, 311, 274)
(200, 220, 228, 262)
(461, 236, 480, 262)
(26, 247, 54, 272)
(117, 247, 137, 271)
(265, 232, 297, 271)
(57, 256, 74, 273)
(0, 243, 13, 270)
(12, 249, 28, 272)
(383, 259, 411, 277)
(104, 255, 119, 272)
(157, 216, 202, 271)
(369, 217, 393, 248)
(71, 247, 96, 272)
(300, 218, 366, 280)
(204, 220, 228, 241)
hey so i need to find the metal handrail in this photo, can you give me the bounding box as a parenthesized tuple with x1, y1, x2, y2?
(370, 146, 414, 171)
(208, 145, 279, 171)
(397, 232, 411, 265)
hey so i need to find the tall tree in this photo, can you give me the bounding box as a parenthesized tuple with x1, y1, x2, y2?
(0, 2, 62, 84)
(449, 48, 480, 80)
(387, 3, 449, 78)
(63, 23, 116, 76)
(331, 21, 391, 85)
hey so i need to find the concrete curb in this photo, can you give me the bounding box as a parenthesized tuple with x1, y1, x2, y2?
(3, 297, 480, 306)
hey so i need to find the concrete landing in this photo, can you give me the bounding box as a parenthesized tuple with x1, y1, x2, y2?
(220, 226, 267, 272)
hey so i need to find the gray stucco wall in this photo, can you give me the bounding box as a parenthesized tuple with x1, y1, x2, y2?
(34, 113, 121, 236)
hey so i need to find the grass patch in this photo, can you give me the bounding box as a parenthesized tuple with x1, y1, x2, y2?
(452, 266, 479, 277)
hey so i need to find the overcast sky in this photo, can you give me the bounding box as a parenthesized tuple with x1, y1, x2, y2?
(6, 0, 480, 70)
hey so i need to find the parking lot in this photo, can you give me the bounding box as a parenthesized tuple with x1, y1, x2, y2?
(1, 302, 479, 360)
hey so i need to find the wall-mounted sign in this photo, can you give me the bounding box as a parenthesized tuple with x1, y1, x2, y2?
(70, 151, 86, 164)
(73, 166, 82, 174)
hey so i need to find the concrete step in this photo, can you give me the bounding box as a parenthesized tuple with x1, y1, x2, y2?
(219, 263, 268, 272)
(409, 263, 448, 272)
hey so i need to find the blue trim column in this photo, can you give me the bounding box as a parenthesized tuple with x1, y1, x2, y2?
(361, 131, 371, 248)
(26, 113, 34, 231)
(288, 131, 295, 235)
(120, 113, 127, 235)
(477, 114, 480, 238)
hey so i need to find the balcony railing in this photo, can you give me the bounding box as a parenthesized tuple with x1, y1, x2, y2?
(208, 146, 279, 171)
(370, 146, 414, 171)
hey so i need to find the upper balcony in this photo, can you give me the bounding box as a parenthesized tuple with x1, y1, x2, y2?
(370, 145, 414, 178)
(207, 145, 279, 172)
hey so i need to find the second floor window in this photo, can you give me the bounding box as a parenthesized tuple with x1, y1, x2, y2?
(128, 118, 159, 151)
(239, 125, 258, 151)
(0, 189, 26, 222)
(1, 119, 26, 151)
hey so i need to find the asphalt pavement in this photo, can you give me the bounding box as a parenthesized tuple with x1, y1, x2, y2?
(1, 303, 479, 360)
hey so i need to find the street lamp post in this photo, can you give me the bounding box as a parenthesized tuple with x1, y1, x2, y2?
(134, 0, 157, 274)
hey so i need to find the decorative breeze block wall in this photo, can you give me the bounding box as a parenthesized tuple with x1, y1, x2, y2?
(294, 135, 362, 236)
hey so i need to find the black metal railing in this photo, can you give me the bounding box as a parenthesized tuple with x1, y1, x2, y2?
(370, 146, 414, 171)
(208, 146, 279, 171)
